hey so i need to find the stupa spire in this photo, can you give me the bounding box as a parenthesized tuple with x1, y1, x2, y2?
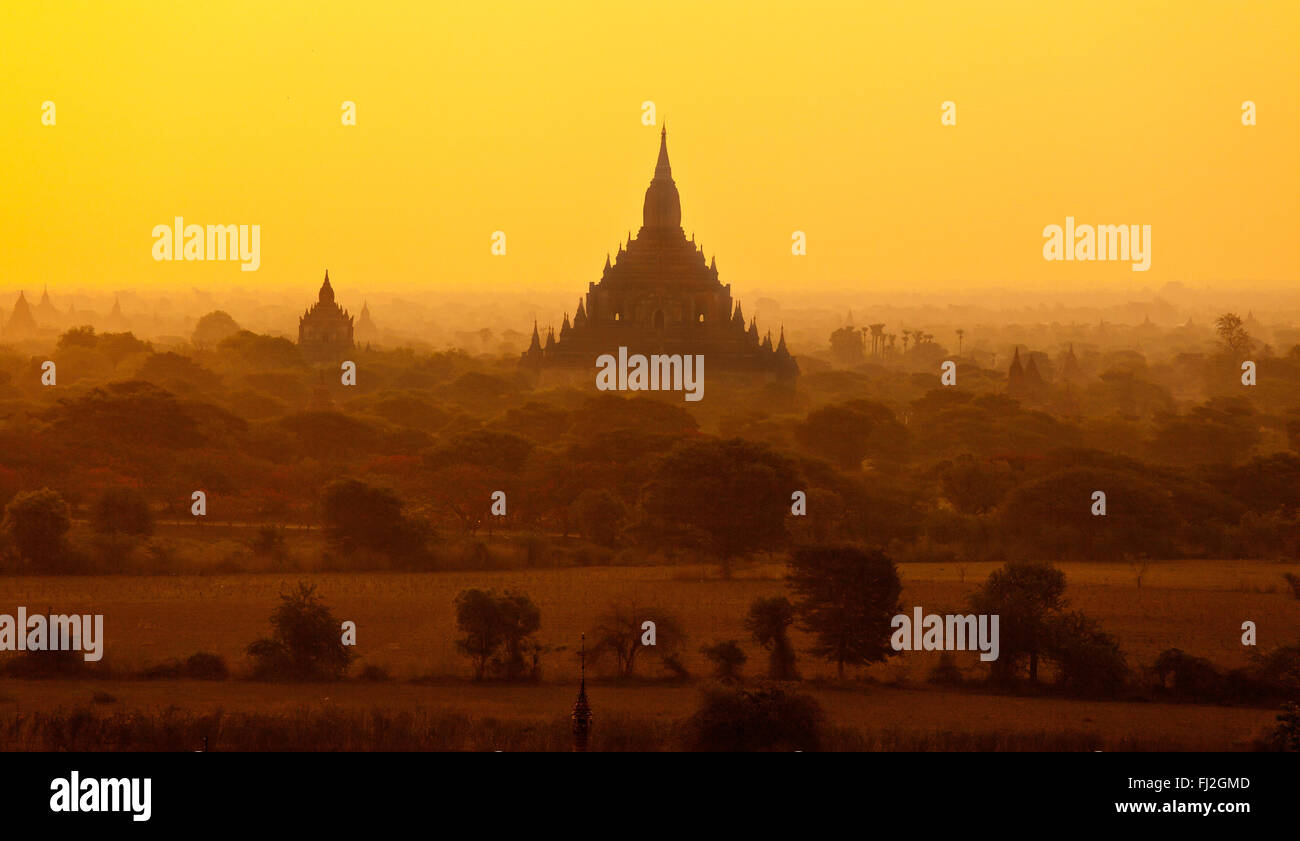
(655, 124, 671, 177)
(571, 633, 593, 752)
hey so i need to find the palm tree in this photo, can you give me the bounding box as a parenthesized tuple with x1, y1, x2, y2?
(869, 323, 886, 358)
(956, 328, 965, 355)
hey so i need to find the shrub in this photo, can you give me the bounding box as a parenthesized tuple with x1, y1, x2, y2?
(91, 487, 154, 537)
(247, 583, 353, 680)
(928, 653, 964, 685)
(358, 664, 391, 682)
(1283, 573, 1300, 600)
(2, 488, 72, 571)
(684, 685, 824, 751)
(1269, 702, 1300, 751)
(1151, 648, 1223, 700)
(1048, 612, 1128, 698)
(700, 640, 747, 681)
(143, 652, 227, 680)
(183, 652, 228, 680)
(744, 596, 799, 681)
(249, 525, 289, 566)
(3, 648, 90, 678)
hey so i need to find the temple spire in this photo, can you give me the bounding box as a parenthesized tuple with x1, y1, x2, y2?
(571, 633, 593, 752)
(655, 124, 671, 177)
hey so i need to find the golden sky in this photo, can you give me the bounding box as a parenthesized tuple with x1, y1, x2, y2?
(1, 0, 1297, 299)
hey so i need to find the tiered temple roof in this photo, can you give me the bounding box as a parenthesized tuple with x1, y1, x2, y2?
(523, 128, 796, 378)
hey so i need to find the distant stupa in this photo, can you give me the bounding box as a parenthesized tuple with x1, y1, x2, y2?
(355, 301, 379, 345)
(571, 633, 593, 752)
(4, 292, 38, 338)
(1007, 346, 1025, 395)
(104, 296, 129, 332)
(34, 287, 61, 328)
(1060, 343, 1081, 385)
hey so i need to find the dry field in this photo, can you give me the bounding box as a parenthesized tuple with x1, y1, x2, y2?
(1, 559, 1295, 678)
(0, 681, 1278, 750)
(1, 559, 1296, 750)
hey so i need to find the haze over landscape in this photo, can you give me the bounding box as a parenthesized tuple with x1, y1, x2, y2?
(2, 0, 1300, 758)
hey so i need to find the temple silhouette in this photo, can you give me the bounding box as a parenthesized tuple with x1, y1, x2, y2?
(298, 271, 354, 362)
(523, 128, 797, 380)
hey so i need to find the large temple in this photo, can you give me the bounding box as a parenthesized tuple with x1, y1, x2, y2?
(523, 128, 797, 380)
(298, 271, 354, 362)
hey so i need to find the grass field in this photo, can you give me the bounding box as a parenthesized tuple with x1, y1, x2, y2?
(1, 559, 1297, 750)
(0, 681, 1279, 750)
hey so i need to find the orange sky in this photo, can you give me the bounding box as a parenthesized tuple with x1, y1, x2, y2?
(1, 0, 1297, 300)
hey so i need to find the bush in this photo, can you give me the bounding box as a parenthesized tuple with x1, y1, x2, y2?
(2, 488, 72, 571)
(1283, 573, 1300, 600)
(247, 583, 353, 680)
(91, 487, 154, 537)
(142, 652, 229, 680)
(1269, 702, 1300, 751)
(249, 525, 289, 566)
(928, 653, 963, 685)
(1152, 648, 1223, 700)
(1256, 645, 1300, 698)
(358, 664, 391, 682)
(3, 648, 90, 678)
(183, 652, 229, 680)
(1049, 612, 1128, 698)
(700, 640, 747, 681)
(684, 685, 824, 751)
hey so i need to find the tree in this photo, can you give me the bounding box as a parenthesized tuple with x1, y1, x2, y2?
(246, 583, 353, 680)
(970, 561, 1067, 683)
(590, 601, 684, 679)
(2, 488, 71, 570)
(794, 400, 907, 470)
(321, 479, 428, 562)
(999, 467, 1177, 559)
(453, 588, 542, 680)
(786, 546, 902, 680)
(1215, 312, 1253, 356)
(640, 438, 797, 576)
(91, 486, 154, 537)
(493, 591, 542, 680)
(570, 488, 626, 547)
(97, 332, 150, 368)
(454, 589, 503, 680)
(192, 310, 241, 349)
(938, 454, 1013, 515)
(700, 640, 747, 681)
(57, 325, 97, 349)
(829, 325, 865, 364)
(745, 596, 799, 680)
